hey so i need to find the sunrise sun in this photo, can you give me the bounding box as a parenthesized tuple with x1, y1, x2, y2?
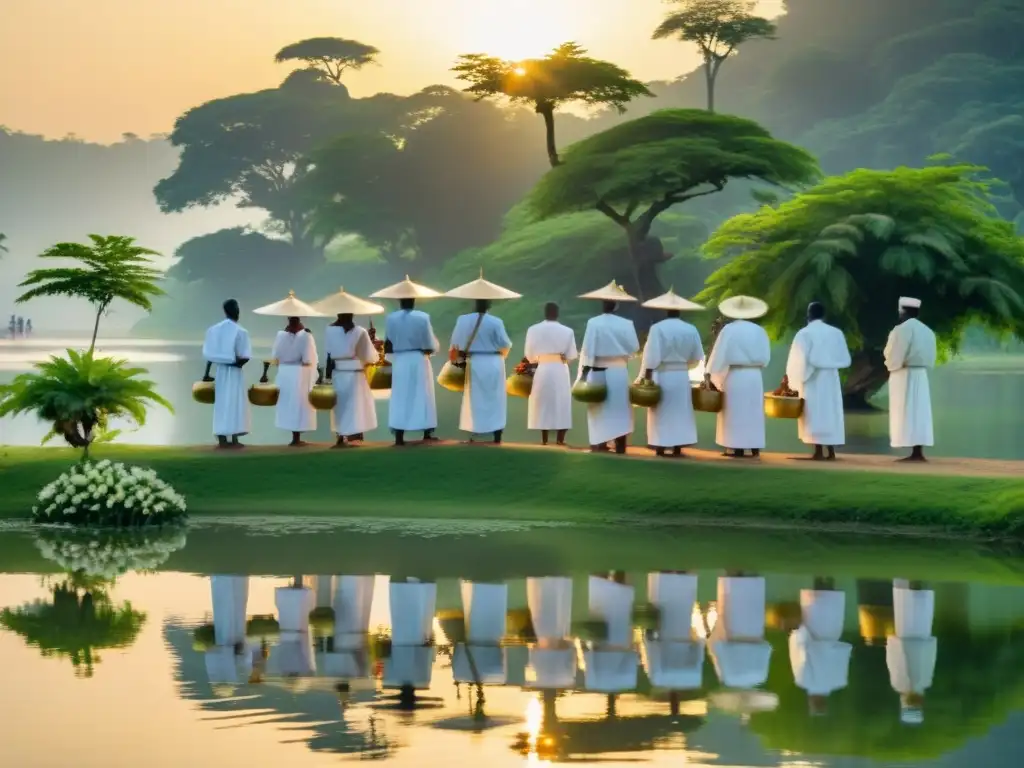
(456, 0, 579, 60)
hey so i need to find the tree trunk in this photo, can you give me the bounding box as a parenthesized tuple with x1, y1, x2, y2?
(705, 62, 716, 113)
(623, 232, 669, 333)
(89, 307, 103, 352)
(842, 349, 889, 410)
(538, 105, 560, 168)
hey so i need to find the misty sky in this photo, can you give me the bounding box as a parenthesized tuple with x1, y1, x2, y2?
(1, 0, 784, 142)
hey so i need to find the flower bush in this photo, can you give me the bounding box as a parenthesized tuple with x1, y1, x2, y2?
(35, 527, 188, 581)
(32, 459, 187, 527)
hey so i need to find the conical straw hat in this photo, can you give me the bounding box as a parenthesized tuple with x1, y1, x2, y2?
(444, 269, 522, 300)
(253, 290, 326, 317)
(578, 280, 637, 302)
(641, 288, 704, 311)
(718, 295, 768, 320)
(310, 287, 385, 316)
(370, 275, 443, 300)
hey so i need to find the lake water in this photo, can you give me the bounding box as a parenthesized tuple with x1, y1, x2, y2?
(2, 337, 1023, 458)
(2, 520, 1023, 767)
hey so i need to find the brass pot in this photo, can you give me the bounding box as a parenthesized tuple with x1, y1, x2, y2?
(858, 605, 895, 646)
(437, 609, 467, 644)
(437, 360, 466, 392)
(367, 363, 392, 390)
(629, 379, 662, 408)
(692, 386, 724, 413)
(572, 379, 607, 404)
(766, 601, 803, 631)
(309, 383, 337, 411)
(506, 372, 533, 398)
(192, 380, 215, 405)
(764, 394, 804, 419)
(248, 383, 280, 407)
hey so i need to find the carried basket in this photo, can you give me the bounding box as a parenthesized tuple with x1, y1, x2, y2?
(628, 379, 662, 408)
(192, 380, 215, 405)
(437, 360, 466, 392)
(764, 394, 803, 419)
(572, 378, 607, 404)
(309, 383, 337, 411)
(367, 363, 391, 390)
(506, 372, 533, 398)
(691, 386, 723, 413)
(248, 360, 279, 407)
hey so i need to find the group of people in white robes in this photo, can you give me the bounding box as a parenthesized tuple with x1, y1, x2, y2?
(203, 277, 937, 460)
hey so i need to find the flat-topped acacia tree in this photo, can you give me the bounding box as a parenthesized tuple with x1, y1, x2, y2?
(453, 42, 653, 168)
(526, 109, 819, 310)
(274, 37, 380, 86)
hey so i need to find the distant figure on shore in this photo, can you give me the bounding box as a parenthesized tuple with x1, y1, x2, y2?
(524, 302, 577, 446)
(785, 302, 852, 461)
(202, 299, 252, 449)
(577, 281, 640, 455)
(16, 316, 23, 336)
(706, 296, 771, 458)
(640, 290, 705, 458)
(884, 297, 936, 462)
(7, 315, 14, 338)
(24, 319, 32, 336)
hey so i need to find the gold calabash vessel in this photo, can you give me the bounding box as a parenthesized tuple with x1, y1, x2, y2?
(367, 363, 392, 390)
(309, 383, 337, 411)
(691, 387, 724, 413)
(192, 380, 215, 405)
(437, 360, 467, 392)
(571, 379, 607, 404)
(628, 379, 662, 408)
(506, 372, 533, 398)
(248, 361, 280, 407)
(764, 394, 804, 419)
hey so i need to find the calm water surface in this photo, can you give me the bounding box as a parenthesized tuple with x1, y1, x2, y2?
(2, 520, 1023, 767)
(2, 337, 1023, 458)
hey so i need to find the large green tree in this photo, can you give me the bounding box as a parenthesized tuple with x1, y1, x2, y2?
(274, 37, 380, 86)
(453, 42, 652, 168)
(168, 227, 296, 291)
(653, 0, 777, 112)
(527, 109, 818, 311)
(698, 165, 1024, 407)
(17, 235, 165, 351)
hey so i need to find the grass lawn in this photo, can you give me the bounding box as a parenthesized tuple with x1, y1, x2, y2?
(2, 444, 1022, 541)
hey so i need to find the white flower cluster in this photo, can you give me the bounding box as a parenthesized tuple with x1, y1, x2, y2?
(35, 529, 188, 580)
(32, 459, 187, 526)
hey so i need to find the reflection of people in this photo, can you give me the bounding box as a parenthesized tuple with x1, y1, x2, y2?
(709, 574, 772, 689)
(449, 298, 513, 444)
(210, 575, 249, 646)
(640, 291, 705, 457)
(524, 303, 578, 446)
(785, 302, 851, 460)
(886, 580, 937, 725)
(7, 314, 15, 338)
(884, 297, 937, 462)
(25, 318, 32, 336)
(202, 299, 252, 449)
(324, 311, 378, 448)
(527, 577, 572, 646)
(576, 281, 640, 454)
(789, 584, 852, 715)
(706, 296, 771, 458)
(16, 316, 24, 336)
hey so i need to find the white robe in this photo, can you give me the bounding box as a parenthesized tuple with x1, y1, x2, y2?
(577, 313, 640, 445)
(271, 330, 318, 433)
(527, 576, 573, 645)
(640, 318, 704, 447)
(588, 576, 634, 648)
(799, 589, 845, 641)
(707, 320, 771, 450)
(892, 585, 934, 638)
(709, 576, 771, 689)
(324, 325, 378, 436)
(210, 575, 249, 647)
(789, 625, 852, 696)
(884, 318, 937, 448)
(385, 309, 439, 432)
(785, 320, 851, 446)
(389, 581, 437, 646)
(460, 581, 508, 645)
(582, 648, 639, 692)
(647, 571, 698, 642)
(203, 319, 252, 437)
(450, 312, 512, 434)
(642, 639, 705, 690)
(524, 320, 578, 430)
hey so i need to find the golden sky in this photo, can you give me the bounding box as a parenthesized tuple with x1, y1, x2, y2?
(0, 0, 784, 142)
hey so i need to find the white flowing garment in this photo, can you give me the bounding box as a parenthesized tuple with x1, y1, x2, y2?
(785, 320, 851, 446)
(577, 313, 640, 445)
(385, 309, 439, 432)
(884, 318, 937, 448)
(210, 575, 249, 647)
(203, 319, 252, 437)
(707, 320, 771, 450)
(450, 312, 512, 434)
(789, 625, 852, 696)
(641, 318, 704, 447)
(709, 576, 771, 689)
(324, 325, 378, 436)
(524, 320, 578, 430)
(271, 330, 318, 433)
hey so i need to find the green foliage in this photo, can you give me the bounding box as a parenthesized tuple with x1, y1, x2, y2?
(168, 227, 295, 289)
(0, 349, 172, 456)
(0, 580, 145, 678)
(274, 37, 380, 85)
(699, 165, 1024, 354)
(16, 234, 164, 349)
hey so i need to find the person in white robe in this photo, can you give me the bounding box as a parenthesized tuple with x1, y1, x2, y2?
(708, 574, 772, 690)
(789, 580, 852, 715)
(706, 296, 772, 458)
(371, 277, 443, 446)
(202, 299, 252, 448)
(884, 297, 937, 462)
(785, 302, 852, 460)
(886, 580, 937, 725)
(524, 303, 578, 445)
(639, 290, 705, 457)
(576, 281, 640, 454)
(316, 290, 384, 447)
(271, 321, 319, 445)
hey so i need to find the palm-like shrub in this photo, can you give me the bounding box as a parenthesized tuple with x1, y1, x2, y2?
(0, 349, 171, 457)
(16, 234, 164, 351)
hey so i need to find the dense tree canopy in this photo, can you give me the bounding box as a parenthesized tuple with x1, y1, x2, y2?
(168, 227, 295, 288)
(698, 165, 1024, 404)
(274, 37, 380, 85)
(453, 42, 652, 167)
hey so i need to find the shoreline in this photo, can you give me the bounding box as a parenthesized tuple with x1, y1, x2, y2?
(1, 443, 1021, 541)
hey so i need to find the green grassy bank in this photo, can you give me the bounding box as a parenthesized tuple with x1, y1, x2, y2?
(1, 445, 1022, 540)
